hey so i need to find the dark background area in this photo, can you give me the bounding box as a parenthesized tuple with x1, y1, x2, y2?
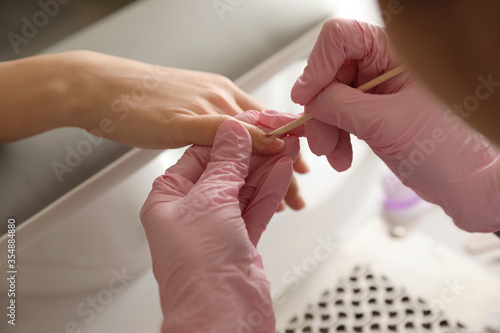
(0, 0, 137, 61)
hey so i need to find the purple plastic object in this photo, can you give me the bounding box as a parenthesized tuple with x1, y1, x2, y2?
(382, 171, 423, 212)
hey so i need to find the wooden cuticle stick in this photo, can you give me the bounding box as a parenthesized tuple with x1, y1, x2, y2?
(265, 64, 407, 136)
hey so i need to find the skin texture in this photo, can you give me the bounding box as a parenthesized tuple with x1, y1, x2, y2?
(378, 0, 500, 145)
(0, 51, 277, 149)
(0, 50, 307, 209)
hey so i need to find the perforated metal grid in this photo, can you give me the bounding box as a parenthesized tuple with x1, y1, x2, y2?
(277, 265, 471, 333)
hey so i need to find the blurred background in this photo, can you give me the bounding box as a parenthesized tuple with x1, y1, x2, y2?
(0, 0, 136, 61)
(2, 1, 500, 332)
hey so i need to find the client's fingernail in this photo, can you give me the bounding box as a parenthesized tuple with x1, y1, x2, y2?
(262, 135, 284, 150)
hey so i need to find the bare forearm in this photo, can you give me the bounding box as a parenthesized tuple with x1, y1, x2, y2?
(0, 50, 305, 210)
(0, 53, 79, 143)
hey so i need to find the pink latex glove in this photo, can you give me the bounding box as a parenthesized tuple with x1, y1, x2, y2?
(140, 111, 300, 332)
(261, 18, 500, 233)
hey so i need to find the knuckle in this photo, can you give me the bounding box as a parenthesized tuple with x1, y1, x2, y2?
(323, 17, 345, 34)
(213, 73, 234, 87)
(204, 89, 235, 112)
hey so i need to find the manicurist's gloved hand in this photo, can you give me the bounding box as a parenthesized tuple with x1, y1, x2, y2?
(261, 18, 500, 232)
(140, 111, 300, 332)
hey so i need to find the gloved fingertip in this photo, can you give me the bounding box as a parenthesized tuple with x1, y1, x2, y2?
(259, 110, 305, 136)
(211, 120, 252, 166)
(281, 135, 301, 161)
(260, 109, 280, 116)
(304, 119, 338, 156)
(291, 77, 312, 105)
(234, 110, 260, 125)
(326, 129, 353, 172)
(326, 151, 353, 172)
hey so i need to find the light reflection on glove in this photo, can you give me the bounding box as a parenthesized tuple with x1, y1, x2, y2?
(260, 18, 500, 233)
(140, 111, 299, 332)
